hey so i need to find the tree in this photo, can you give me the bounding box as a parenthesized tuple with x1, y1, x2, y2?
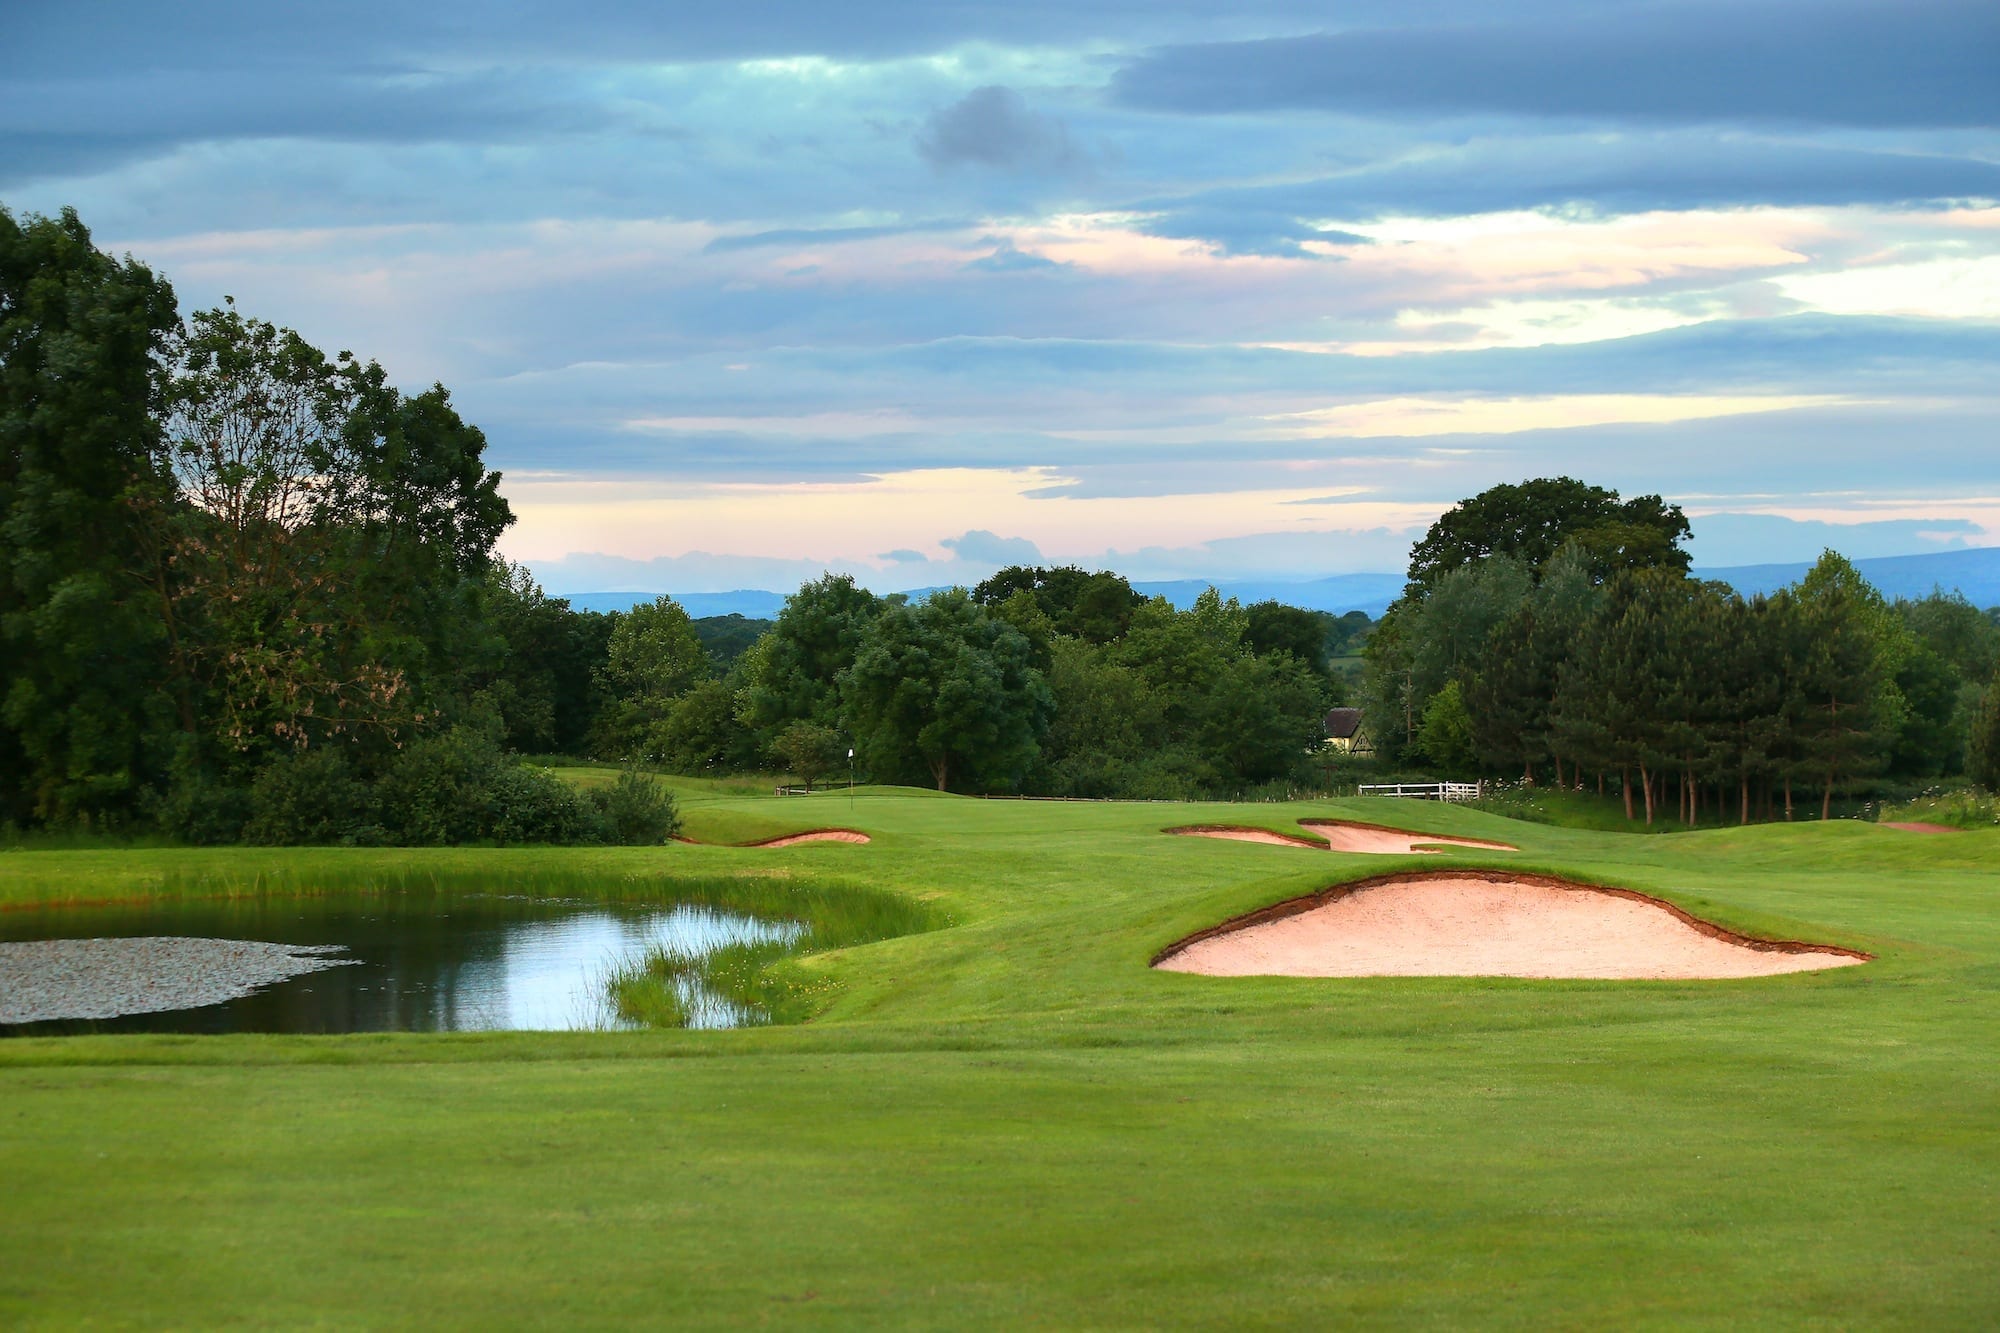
(477, 561, 611, 754)
(594, 595, 708, 758)
(1245, 601, 1330, 674)
(655, 677, 756, 774)
(1, 206, 180, 824)
(1786, 553, 1897, 818)
(1404, 476, 1690, 599)
(1969, 679, 2000, 791)
(1037, 637, 1167, 797)
(972, 565, 1143, 643)
(150, 300, 513, 768)
(770, 721, 846, 791)
(842, 590, 1051, 792)
(741, 574, 880, 738)
(1414, 680, 1478, 775)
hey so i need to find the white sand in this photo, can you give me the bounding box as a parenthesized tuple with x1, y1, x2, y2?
(1170, 821, 1515, 855)
(1156, 875, 1865, 980)
(754, 830, 871, 847)
(1299, 820, 1516, 854)
(1169, 827, 1321, 848)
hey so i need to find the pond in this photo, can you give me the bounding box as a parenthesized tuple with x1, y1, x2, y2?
(0, 893, 803, 1036)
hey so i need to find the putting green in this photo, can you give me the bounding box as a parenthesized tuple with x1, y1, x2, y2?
(2, 791, 1996, 1326)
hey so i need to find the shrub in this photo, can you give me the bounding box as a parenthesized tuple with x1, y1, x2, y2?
(591, 768, 682, 844)
(244, 747, 374, 844)
(490, 764, 604, 844)
(150, 743, 251, 845)
(1969, 680, 2000, 791)
(375, 725, 510, 845)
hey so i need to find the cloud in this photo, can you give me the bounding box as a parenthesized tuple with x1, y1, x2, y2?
(1113, 2, 2000, 129)
(916, 86, 1083, 172)
(939, 529, 1044, 563)
(1134, 139, 2000, 232)
(879, 548, 928, 563)
(963, 238, 1072, 272)
(703, 220, 975, 253)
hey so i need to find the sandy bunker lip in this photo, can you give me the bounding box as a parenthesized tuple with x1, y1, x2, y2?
(1167, 820, 1516, 855)
(1154, 870, 1868, 980)
(672, 829, 870, 847)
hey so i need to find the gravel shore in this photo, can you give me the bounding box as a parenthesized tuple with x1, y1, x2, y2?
(0, 937, 357, 1024)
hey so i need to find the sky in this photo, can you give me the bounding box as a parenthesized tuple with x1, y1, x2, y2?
(4, 0, 1997, 592)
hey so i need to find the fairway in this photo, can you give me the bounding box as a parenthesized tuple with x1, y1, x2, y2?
(3, 793, 1997, 1326)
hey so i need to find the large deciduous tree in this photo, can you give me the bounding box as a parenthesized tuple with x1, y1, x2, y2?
(151, 300, 513, 767)
(1403, 476, 1690, 599)
(0, 206, 179, 824)
(842, 590, 1051, 792)
(742, 573, 881, 740)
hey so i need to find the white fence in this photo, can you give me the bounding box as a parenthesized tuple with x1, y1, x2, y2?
(1358, 781, 1483, 803)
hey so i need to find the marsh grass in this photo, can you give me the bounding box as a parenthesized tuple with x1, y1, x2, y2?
(603, 881, 943, 1028)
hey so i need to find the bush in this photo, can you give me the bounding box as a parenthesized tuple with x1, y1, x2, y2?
(375, 726, 510, 845)
(489, 764, 604, 844)
(150, 743, 251, 845)
(244, 747, 374, 844)
(591, 768, 682, 844)
(1969, 680, 2000, 791)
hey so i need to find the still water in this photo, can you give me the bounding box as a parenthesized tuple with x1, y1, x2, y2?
(0, 894, 802, 1036)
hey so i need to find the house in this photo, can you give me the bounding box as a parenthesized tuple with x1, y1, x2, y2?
(1322, 707, 1375, 755)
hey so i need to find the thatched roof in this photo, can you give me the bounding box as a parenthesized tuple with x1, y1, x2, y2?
(1323, 707, 1365, 739)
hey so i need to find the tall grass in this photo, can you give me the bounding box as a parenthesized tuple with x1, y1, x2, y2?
(1876, 786, 1999, 829)
(602, 877, 943, 1028)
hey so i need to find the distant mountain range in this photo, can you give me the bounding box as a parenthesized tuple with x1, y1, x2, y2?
(1693, 546, 2000, 606)
(553, 547, 2000, 620)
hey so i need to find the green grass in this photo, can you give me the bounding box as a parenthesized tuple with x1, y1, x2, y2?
(3, 791, 1998, 1325)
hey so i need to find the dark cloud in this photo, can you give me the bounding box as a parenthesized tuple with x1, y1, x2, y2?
(916, 87, 1083, 172)
(1113, 2, 2000, 129)
(0, 66, 615, 185)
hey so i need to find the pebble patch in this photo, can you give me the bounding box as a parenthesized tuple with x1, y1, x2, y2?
(0, 937, 358, 1024)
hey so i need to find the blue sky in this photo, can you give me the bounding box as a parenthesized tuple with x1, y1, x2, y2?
(5, 1, 1996, 591)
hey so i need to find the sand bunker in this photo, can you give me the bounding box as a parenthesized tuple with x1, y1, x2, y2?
(1880, 822, 1960, 834)
(1300, 820, 1516, 854)
(747, 829, 870, 848)
(1155, 872, 1867, 980)
(1168, 820, 1515, 855)
(1167, 825, 1323, 849)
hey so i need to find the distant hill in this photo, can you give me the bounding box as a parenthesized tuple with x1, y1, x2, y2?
(559, 589, 791, 618)
(563, 573, 1407, 619)
(549, 548, 2000, 625)
(1695, 546, 2000, 606)
(1132, 573, 1406, 617)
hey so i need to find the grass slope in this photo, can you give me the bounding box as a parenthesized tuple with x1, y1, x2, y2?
(2, 794, 1997, 1326)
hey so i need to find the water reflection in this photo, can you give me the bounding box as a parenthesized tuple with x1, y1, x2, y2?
(0, 894, 801, 1036)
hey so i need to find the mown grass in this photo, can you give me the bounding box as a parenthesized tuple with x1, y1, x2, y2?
(2, 790, 1997, 1325)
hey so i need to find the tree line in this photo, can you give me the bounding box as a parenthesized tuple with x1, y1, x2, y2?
(2, 207, 1363, 841)
(1362, 478, 2000, 822)
(502, 565, 1361, 799)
